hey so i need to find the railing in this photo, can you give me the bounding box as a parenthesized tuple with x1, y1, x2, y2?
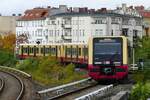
(75, 84, 113, 100)
(38, 77, 93, 99)
(111, 91, 130, 100)
(0, 77, 4, 93)
(9, 71, 25, 100)
(0, 66, 31, 79)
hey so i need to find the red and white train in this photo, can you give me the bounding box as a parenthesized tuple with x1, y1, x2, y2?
(18, 36, 129, 82)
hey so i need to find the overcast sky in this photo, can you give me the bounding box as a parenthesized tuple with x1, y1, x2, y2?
(0, 0, 149, 15)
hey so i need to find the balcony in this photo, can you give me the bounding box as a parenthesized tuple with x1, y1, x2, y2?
(61, 34, 72, 40)
(61, 24, 72, 29)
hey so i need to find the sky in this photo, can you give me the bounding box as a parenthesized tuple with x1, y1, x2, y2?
(0, 0, 149, 15)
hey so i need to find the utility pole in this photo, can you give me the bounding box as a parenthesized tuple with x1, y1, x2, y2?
(132, 35, 137, 70)
(132, 46, 135, 69)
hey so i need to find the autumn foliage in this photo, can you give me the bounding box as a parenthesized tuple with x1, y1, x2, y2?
(0, 33, 16, 66)
(0, 33, 16, 52)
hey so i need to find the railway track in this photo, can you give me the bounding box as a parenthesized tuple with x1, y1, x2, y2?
(0, 66, 36, 100)
(0, 76, 4, 93)
(74, 79, 133, 100)
(38, 78, 97, 99)
(38, 77, 134, 100)
(38, 78, 114, 100)
(0, 71, 24, 100)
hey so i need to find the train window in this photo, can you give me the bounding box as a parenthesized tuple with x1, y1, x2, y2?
(66, 48, 71, 55)
(72, 48, 77, 55)
(51, 48, 56, 55)
(83, 47, 88, 56)
(29, 47, 31, 53)
(45, 48, 49, 54)
(23, 47, 27, 53)
(36, 48, 39, 53)
(78, 48, 81, 56)
(41, 48, 44, 54)
(31, 48, 34, 53)
(65, 46, 67, 57)
(29, 47, 33, 53)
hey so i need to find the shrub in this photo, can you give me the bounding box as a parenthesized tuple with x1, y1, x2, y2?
(0, 50, 16, 67)
(130, 82, 150, 100)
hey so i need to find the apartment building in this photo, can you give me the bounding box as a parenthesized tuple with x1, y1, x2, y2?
(135, 5, 150, 36)
(46, 12, 142, 46)
(16, 7, 50, 45)
(113, 3, 141, 17)
(16, 5, 69, 45)
(16, 5, 143, 47)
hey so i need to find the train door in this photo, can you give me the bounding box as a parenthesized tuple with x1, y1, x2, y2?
(33, 46, 36, 57)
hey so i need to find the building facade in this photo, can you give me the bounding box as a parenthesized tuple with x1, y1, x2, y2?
(16, 7, 49, 44)
(135, 6, 150, 36)
(0, 16, 18, 35)
(16, 6, 143, 47)
(46, 13, 143, 45)
(113, 3, 141, 17)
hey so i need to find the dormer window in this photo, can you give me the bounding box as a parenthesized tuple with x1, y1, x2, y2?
(30, 14, 33, 16)
(36, 13, 39, 16)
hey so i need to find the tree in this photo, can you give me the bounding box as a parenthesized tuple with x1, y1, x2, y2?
(2, 33, 16, 52)
(0, 35, 3, 49)
(135, 37, 150, 60)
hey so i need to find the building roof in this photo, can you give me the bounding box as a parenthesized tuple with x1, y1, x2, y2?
(51, 12, 142, 19)
(18, 8, 49, 21)
(139, 10, 150, 18)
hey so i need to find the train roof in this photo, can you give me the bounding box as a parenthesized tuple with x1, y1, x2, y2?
(19, 43, 87, 46)
(92, 36, 127, 38)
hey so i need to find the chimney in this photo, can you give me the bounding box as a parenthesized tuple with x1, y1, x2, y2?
(18, 14, 22, 16)
(101, 8, 107, 13)
(12, 14, 16, 16)
(47, 6, 51, 8)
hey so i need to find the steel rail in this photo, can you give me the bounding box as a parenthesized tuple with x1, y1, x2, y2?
(0, 66, 31, 78)
(75, 84, 113, 100)
(0, 77, 4, 93)
(0, 70, 24, 100)
(37, 77, 96, 99)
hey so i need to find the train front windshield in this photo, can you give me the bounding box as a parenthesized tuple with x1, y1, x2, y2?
(93, 38, 122, 65)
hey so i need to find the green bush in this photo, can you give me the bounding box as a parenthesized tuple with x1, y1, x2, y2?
(135, 37, 150, 61)
(130, 82, 150, 100)
(0, 50, 16, 67)
(16, 58, 38, 71)
(15, 56, 86, 86)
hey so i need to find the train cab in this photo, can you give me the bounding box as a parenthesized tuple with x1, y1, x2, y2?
(88, 36, 128, 81)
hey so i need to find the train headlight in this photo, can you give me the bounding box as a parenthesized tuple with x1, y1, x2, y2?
(105, 61, 110, 64)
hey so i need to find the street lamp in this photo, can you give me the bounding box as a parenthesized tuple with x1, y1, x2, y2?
(36, 41, 40, 45)
(36, 41, 40, 56)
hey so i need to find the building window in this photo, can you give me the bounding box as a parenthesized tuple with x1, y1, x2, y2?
(57, 30, 59, 36)
(111, 30, 113, 36)
(83, 30, 85, 36)
(133, 30, 138, 37)
(93, 17, 106, 24)
(111, 17, 120, 24)
(95, 29, 98, 35)
(32, 31, 34, 36)
(52, 30, 53, 36)
(122, 28, 128, 36)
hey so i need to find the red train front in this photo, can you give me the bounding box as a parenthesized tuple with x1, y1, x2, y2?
(88, 36, 128, 81)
